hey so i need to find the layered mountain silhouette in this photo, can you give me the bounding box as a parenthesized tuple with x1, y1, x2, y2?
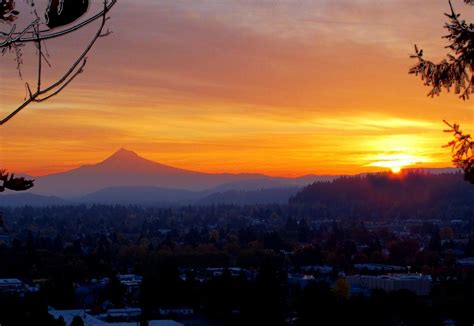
(21, 148, 335, 198)
(1, 149, 461, 206)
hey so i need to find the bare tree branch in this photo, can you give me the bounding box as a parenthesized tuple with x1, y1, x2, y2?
(0, 0, 116, 126)
(0, 0, 116, 46)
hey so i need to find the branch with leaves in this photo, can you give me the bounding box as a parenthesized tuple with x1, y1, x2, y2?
(410, 0, 473, 184)
(0, 170, 34, 192)
(443, 120, 474, 183)
(409, 0, 473, 100)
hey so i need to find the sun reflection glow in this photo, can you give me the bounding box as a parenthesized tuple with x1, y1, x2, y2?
(367, 153, 427, 172)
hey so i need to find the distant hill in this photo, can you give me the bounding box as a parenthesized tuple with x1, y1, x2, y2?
(0, 193, 66, 207)
(207, 175, 335, 192)
(198, 188, 300, 205)
(290, 172, 474, 219)
(1, 170, 470, 209)
(23, 148, 336, 197)
(79, 186, 201, 205)
(0, 186, 300, 207)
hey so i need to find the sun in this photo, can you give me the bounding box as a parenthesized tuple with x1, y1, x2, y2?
(390, 166, 402, 174)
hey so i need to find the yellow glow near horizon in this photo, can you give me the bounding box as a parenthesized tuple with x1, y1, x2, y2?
(367, 153, 427, 171)
(1, 0, 473, 176)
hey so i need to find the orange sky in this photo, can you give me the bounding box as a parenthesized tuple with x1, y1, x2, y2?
(1, 0, 473, 177)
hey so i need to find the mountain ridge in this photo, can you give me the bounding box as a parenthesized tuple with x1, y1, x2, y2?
(21, 149, 334, 197)
(6, 149, 459, 199)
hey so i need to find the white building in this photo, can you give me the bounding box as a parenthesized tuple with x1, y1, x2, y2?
(118, 274, 142, 285)
(48, 308, 183, 326)
(0, 278, 24, 293)
(346, 273, 432, 296)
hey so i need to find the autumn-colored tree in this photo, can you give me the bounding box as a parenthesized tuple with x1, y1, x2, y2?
(333, 278, 350, 300)
(410, 0, 473, 183)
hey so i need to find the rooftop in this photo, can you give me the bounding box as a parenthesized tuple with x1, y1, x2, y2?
(0, 278, 22, 286)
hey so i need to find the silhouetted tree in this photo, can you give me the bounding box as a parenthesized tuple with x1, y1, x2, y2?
(410, 0, 473, 183)
(0, 170, 34, 192)
(103, 275, 125, 307)
(70, 315, 84, 326)
(410, 0, 473, 100)
(443, 120, 474, 183)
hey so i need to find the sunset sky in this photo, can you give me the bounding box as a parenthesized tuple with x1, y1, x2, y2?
(1, 0, 473, 177)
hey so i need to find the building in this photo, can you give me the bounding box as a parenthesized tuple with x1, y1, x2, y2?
(346, 273, 432, 296)
(118, 274, 142, 293)
(287, 274, 316, 288)
(457, 257, 474, 267)
(159, 307, 194, 317)
(353, 263, 406, 273)
(299, 265, 333, 274)
(0, 234, 12, 246)
(118, 274, 142, 285)
(49, 308, 183, 326)
(0, 278, 25, 293)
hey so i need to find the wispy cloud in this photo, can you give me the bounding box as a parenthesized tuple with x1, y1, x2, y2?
(1, 0, 472, 176)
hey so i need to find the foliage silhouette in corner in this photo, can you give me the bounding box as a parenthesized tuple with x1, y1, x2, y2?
(410, 0, 473, 183)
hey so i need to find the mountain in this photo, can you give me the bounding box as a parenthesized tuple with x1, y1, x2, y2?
(79, 186, 301, 206)
(1, 158, 466, 207)
(25, 148, 335, 197)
